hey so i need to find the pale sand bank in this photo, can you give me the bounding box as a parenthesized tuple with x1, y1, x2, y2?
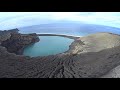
(37, 33, 82, 40)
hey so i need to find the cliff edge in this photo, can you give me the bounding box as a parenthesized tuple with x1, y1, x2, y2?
(0, 29, 39, 54)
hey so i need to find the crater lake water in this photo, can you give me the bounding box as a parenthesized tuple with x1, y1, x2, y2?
(23, 36, 74, 57)
(21, 22, 120, 57)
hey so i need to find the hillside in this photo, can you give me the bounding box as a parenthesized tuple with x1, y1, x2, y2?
(0, 30, 120, 78)
(68, 32, 120, 54)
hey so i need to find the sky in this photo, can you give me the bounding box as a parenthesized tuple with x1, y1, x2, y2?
(0, 12, 120, 30)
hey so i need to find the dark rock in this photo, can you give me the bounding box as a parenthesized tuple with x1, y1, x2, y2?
(0, 30, 120, 78)
(1, 29, 40, 54)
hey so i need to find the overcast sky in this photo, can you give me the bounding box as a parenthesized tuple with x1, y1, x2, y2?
(0, 12, 120, 30)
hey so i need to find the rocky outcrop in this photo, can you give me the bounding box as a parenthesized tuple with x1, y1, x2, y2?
(0, 30, 120, 78)
(1, 30, 39, 54)
(0, 28, 19, 43)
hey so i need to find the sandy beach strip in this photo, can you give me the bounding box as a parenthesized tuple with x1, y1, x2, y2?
(37, 33, 82, 40)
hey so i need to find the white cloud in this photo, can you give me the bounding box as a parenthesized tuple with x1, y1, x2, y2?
(0, 12, 120, 29)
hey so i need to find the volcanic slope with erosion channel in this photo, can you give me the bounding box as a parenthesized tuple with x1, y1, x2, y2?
(0, 29, 120, 78)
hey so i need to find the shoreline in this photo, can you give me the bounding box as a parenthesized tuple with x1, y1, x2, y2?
(35, 33, 82, 55)
(37, 33, 82, 40)
(22, 33, 80, 57)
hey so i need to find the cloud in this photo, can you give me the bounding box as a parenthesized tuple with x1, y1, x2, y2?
(0, 12, 120, 29)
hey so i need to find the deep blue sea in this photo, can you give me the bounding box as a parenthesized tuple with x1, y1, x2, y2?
(19, 22, 120, 36)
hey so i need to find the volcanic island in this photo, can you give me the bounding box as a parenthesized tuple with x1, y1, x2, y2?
(0, 29, 120, 78)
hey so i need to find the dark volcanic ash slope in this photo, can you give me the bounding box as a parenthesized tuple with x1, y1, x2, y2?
(0, 29, 120, 78)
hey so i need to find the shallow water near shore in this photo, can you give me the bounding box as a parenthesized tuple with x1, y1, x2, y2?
(23, 36, 74, 57)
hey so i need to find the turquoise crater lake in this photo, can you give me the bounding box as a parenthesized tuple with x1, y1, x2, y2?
(23, 36, 74, 57)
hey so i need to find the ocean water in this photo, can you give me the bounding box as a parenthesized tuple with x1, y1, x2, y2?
(23, 36, 74, 57)
(19, 22, 120, 37)
(21, 22, 120, 57)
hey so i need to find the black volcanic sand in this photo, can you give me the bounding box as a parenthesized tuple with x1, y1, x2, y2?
(0, 29, 120, 78)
